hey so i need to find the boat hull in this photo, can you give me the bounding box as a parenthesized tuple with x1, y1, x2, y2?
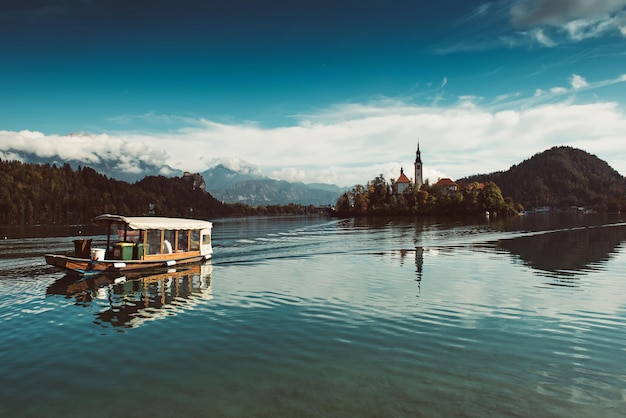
(45, 253, 211, 275)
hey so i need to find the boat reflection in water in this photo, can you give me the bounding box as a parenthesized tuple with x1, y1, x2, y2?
(47, 263, 212, 328)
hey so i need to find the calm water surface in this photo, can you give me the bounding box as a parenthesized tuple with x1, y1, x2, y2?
(1, 214, 625, 417)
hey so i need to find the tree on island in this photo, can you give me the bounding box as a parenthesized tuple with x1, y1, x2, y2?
(335, 175, 522, 217)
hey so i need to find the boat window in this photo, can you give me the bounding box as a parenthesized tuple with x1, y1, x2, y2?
(178, 230, 189, 252)
(163, 239, 173, 254)
(190, 230, 200, 251)
(163, 230, 175, 254)
(137, 230, 148, 258)
(146, 230, 161, 255)
(110, 224, 141, 243)
(202, 234, 211, 246)
(110, 224, 123, 241)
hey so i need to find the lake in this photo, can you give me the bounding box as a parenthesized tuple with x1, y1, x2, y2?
(1, 213, 625, 417)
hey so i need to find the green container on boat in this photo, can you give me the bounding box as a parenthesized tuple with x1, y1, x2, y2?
(113, 242, 135, 260)
(136, 243, 149, 259)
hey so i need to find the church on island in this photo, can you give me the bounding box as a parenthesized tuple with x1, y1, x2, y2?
(396, 143, 424, 194)
(396, 143, 458, 193)
(332, 140, 517, 217)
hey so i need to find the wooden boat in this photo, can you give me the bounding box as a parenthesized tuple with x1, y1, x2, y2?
(45, 214, 213, 275)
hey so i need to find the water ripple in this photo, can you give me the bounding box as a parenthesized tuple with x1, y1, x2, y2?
(2, 215, 626, 417)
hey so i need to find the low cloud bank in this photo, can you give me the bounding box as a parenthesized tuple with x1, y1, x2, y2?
(2, 76, 626, 187)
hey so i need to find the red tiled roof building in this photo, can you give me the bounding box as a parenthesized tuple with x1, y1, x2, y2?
(435, 177, 458, 192)
(397, 167, 411, 193)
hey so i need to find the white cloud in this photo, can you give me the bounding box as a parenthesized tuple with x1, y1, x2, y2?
(510, 0, 626, 46)
(440, 2, 626, 53)
(564, 13, 626, 40)
(529, 27, 556, 46)
(3, 76, 626, 187)
(207, 157, 264, 176)
(510, 0, 626, 27)
(492, 92, 522, 104)
(0, 130, 169, 172)
(549, 86, 567, 94)
(0, 151, 23, 161)
(570, 74, 589, 89)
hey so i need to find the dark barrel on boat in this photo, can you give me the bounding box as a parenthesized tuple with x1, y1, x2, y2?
(73, 239, 92, 258)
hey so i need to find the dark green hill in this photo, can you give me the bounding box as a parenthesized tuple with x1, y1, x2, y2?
(0, 160, 229, 225)
(459, 146, 626, 211)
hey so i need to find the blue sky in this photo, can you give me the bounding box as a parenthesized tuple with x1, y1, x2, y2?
(2, 0, 626, 186)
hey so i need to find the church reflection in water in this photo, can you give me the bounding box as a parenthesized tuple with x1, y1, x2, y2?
(397, 245, 424, 296)
(47, 263, 212, 328)
(415, 246, 424, 282)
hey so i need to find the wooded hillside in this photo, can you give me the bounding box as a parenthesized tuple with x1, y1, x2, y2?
(459, 146, 626, 211)
(0, 160, 228, 225)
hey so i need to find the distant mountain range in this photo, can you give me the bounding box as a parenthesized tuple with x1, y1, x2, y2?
(201, 164, 348, 206)
(4, 145, 623, 210)
(3, 150, 347, 206)
(11, 152, 179, 183)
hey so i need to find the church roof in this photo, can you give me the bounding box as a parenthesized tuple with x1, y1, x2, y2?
(397, 172, 411, 184)
(436, 178, 457, 187)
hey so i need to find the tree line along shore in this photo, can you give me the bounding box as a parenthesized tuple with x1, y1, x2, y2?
(2, 145, 625, 225)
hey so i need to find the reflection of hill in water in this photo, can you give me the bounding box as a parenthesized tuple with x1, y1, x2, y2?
(47, 264, 212, 329)
(497, 223, 626, 280)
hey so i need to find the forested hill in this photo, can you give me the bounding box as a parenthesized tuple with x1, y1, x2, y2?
(459, 146, 626, 211)
(0, 160, 229, 225)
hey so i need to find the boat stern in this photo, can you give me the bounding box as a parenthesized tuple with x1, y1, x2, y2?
(200, 227, 213, 258)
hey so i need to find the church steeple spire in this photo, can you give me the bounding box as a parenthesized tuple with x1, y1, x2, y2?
(414, 141, 423, 190)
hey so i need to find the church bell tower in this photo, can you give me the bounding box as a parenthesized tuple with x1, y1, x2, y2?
(414, 142, 423, 190)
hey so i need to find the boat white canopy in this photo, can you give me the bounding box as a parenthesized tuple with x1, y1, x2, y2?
(92, 214, 213, 231)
